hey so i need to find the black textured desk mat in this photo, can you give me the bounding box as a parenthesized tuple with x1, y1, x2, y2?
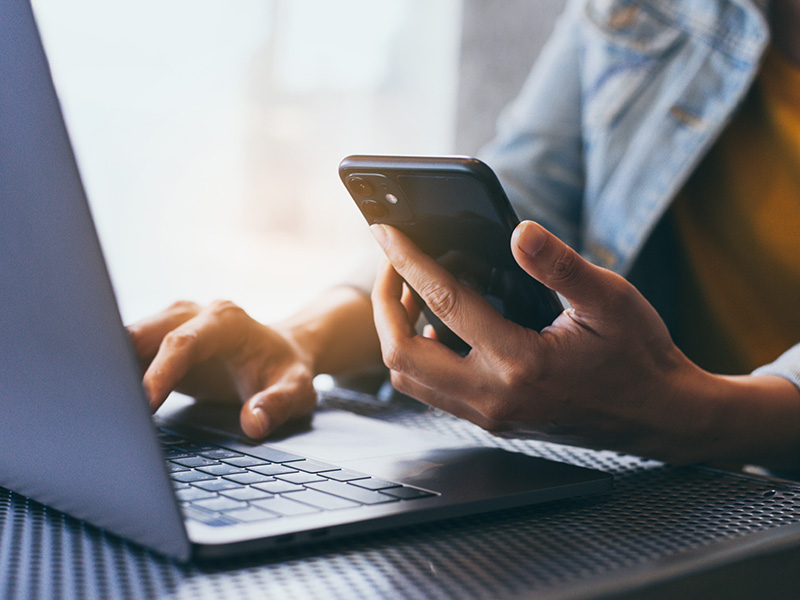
(2, 388, 799, 599)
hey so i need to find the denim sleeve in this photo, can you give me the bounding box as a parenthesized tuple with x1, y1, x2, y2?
(477, 0, 586, 249)
(751, 344, 800, 390)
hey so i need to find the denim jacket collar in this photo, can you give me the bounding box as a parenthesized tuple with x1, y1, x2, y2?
(580, 0, 770, 273)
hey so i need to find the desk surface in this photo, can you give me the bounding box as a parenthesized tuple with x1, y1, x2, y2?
(2, 388, 800, 600)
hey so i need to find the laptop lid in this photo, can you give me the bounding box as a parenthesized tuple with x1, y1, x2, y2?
(0, 0, 191, 561)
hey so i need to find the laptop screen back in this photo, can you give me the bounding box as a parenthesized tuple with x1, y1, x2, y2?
(0, 0, 190, 561)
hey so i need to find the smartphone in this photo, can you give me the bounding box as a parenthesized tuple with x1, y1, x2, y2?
(339, 155, 563, 354)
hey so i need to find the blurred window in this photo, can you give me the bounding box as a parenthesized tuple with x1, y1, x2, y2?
(33, 0, 462, 322)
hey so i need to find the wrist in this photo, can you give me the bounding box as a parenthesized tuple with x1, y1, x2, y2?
(274, 286, 381, 376)
(678, 370, 800, 469)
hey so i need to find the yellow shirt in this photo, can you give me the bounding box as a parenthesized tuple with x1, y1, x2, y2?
(671, 46, 800, 375)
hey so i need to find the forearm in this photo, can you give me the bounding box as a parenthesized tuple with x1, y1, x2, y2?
(653, 362, 800, 468)
(275, 285, 383, 377)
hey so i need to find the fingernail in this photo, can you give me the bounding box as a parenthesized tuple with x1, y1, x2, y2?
(370, 224, 388, 248)
(515, 221, 547, 256)
(244, 406, 269, 438)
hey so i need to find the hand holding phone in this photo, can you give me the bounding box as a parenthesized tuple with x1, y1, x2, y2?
(339, 155, 563, 353)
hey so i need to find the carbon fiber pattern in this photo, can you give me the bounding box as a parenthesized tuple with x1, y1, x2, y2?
(2, 388, 799, 600)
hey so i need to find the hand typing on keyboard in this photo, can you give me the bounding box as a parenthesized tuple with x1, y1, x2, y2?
(126, 286, 384, 439)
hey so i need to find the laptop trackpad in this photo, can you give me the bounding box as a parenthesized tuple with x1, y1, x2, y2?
(265, 410, 465, 462)
(158, 395, 465, 462)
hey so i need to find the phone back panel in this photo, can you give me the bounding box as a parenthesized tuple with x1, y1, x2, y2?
(340, 156, 563, 352)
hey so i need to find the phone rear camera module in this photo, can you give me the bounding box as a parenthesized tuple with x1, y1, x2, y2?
(347, 176, 374, 197)
(361, 199, 387, 219)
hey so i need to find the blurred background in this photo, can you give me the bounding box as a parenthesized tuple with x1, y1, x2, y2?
(31, 0, 563, 325)
(32, 0, 461, 324)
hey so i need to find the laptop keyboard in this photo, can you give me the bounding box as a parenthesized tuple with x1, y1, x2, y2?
(158, 430, 436, 527)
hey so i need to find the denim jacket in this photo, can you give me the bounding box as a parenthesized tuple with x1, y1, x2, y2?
(479, 0, 800, 386)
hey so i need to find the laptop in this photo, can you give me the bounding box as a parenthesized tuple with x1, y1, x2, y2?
(0, 0, 612, 562)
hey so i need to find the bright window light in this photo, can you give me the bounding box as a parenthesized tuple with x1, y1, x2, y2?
(32, 0, 462, 324)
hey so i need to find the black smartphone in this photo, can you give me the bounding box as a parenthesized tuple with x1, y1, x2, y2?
(339, 155, 563, 354)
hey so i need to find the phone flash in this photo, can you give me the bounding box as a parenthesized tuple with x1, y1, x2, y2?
(385, 193, 399, 204)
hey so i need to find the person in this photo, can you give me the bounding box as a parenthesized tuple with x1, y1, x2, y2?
(129, 0, 800, 470)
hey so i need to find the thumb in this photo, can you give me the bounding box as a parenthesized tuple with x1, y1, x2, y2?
(511, 221, 622, 313)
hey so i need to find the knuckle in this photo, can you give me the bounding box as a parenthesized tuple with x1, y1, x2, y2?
(475, 362, 544, 429)
(550, 247, 583, 286)
(499, 359, 538, 391)
(162, 329, 199, 354)
(380, 341, 407, 373)
(167, 299, 200, 318)
(418, 280, 458, 322)
(208, 299, 247, 321)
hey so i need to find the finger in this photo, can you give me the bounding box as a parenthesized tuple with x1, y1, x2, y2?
(142, 301, 252, 410)
(126, 300, 200, 362)
(240, 368, 317, 438)
(371, 224, 518, 352)
(374, 258, 420, 335)
(372, 259, 476, 396)
(401, 281, 421, 325)
(373, 258, 416, 338)
(510, 221, 628, 315)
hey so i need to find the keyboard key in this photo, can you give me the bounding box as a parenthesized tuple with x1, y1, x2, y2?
(251, 497, 319, 516)
(222, 455, 268, 468)
(227, 506, 280, 523)
(220, 487, 272, 501)
(175, 487, 217, 502)
(324, 469, 369, 482)
(289, 489, 360, 511)
(291, 460, 339, 474)
(172, 456, 219, 468)
(171, 470, 215, 483)
(255, 448, 305, 463)
(181, 506, 236, 527)
(223, 472, 276, 485)
(177, 443, 217, 454)
(380, 486, 436, 500)
(166, 463, 189, 473)
(253, 480, 304, 495)
(307, 481, 399, 505)
(249, 464, 298, 476)
(276, 472, 326, 485)
(350, 478, 401, 491)
(193, 479, 241, 492)
(197, 464, 246, 476)
(198, 448, 242, 460)
(163, 447, 192, 460)
(193, 496, 246, 513)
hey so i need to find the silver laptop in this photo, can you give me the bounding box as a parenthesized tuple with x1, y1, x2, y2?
(0, 0, 612, 562)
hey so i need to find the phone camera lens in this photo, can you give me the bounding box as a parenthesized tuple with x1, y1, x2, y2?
(348, 176, 374, 197)
(361, 199, 386, 219)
